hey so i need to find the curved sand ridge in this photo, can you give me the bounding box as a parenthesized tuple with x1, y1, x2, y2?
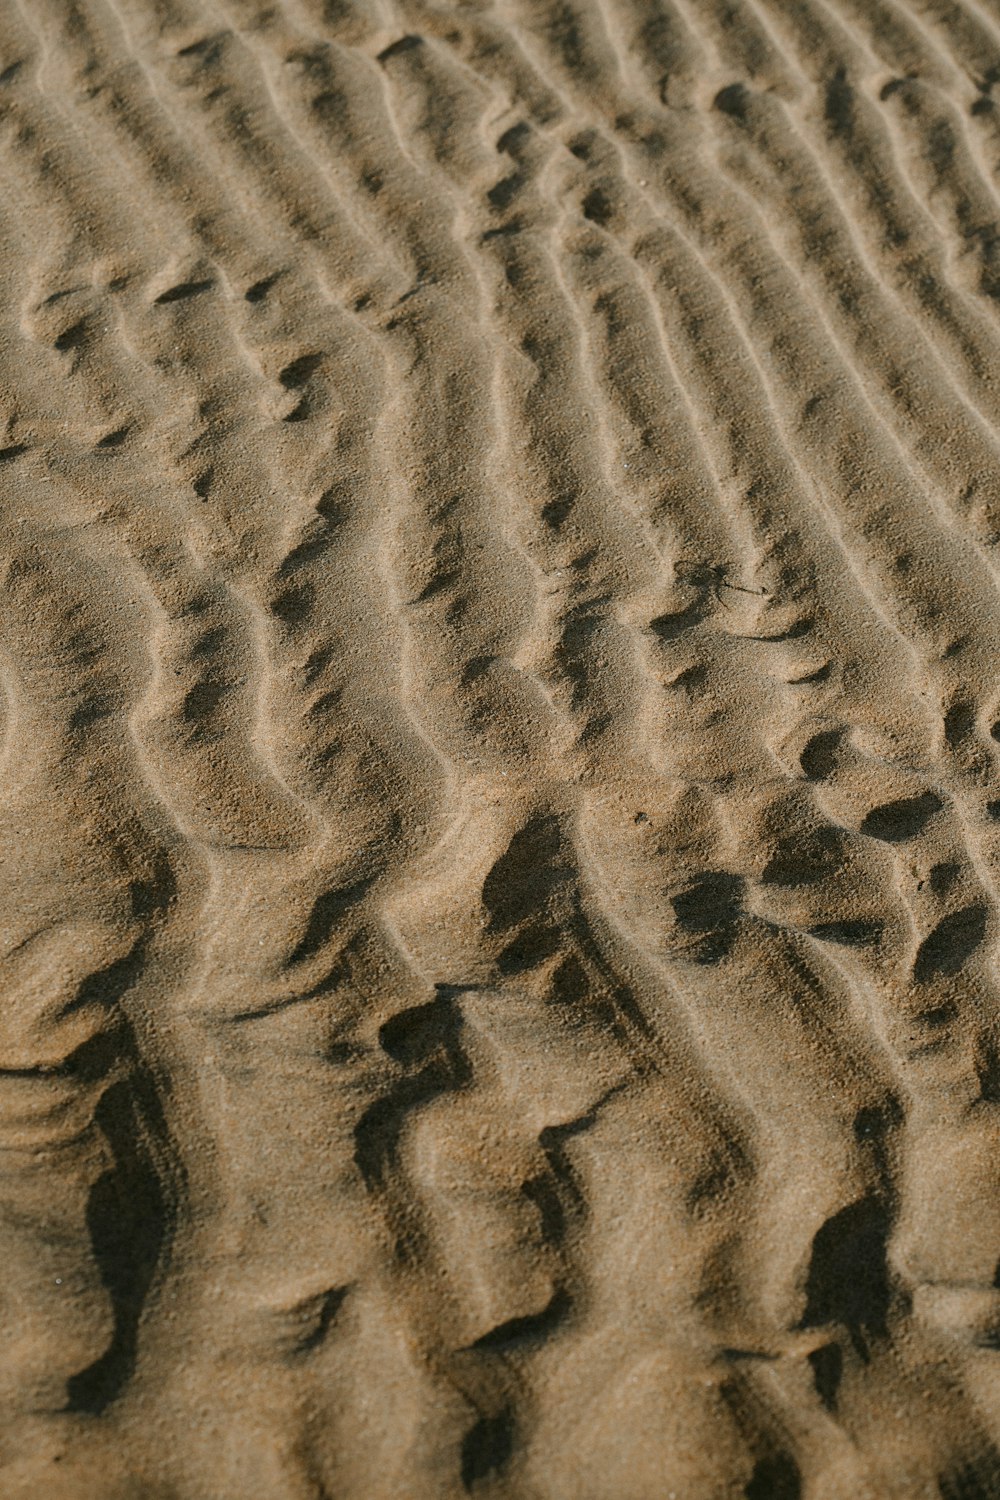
(4, 0, 1000, 1494)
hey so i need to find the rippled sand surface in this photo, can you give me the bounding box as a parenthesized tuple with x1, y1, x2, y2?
(6, 1, 1000, 1495)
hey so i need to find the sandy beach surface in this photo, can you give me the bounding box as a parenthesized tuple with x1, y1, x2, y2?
(5, 0, 1000, 1494)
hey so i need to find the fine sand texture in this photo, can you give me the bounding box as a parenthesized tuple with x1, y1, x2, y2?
(7, 0, 1000, 1495)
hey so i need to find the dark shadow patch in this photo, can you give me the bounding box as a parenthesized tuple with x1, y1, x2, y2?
(944, 701, 975, 748)
(540, 494, 574, 528)
(497, 926, 561, 975)
(96, 426, 130, 449)
(276, 509, 346, 577)
(481, 220, 524, 245)
(581, 186, 613, 225)
(412, 567, 460, 604)
(714, 81, 751, 119)
(278, 352, 323, 389)
(761, 826, 844, 887)
(799, 1197, 892, 1358)
(460, 654, 494, 685)
(938, 1453, 1000, 1500)
(522, 1173, 565, 1246)
(497, 122, 532, 157)
(808, 1342, 843, 1411)
(470, 1286, 570, 1352)
(649, 602, 706, 640)
(379, 994, 457, 1068)
(807, 919, 882, 947)
(287, 1286, 348, 1356)
(193, 467, 214, 500)
(550, 951, 589, 1008)
(176, 32, 225, 59)
(128, 858, 177, 922)
(65, 944, 146, 1019)
(928, 862, 961, 896)
(482, 815, 569, 932)
(976, 1047, 1000, 1105)
(787, 660, 831, 684)
(743, 616, 814, 642)
(355, 998, 468, 1196)
(54, 319, 89, 353)
(488, 173, 523, 212)
(799, 728, 842, 780)
(68, 697, 114, 732)
(879, 77, 908, 102)
(860, 791, 942, 842)
(745, 1452, 801, 1500)
(269, 583, 315, 626)
(536, 1090, 630, 1230)
(461, 1408, 514, 1491)
(377, 33, 423, 64)
(181, 677, 229, 725)
(190, 624, 228, 659)
(667, 663, 707, 693)
(245, 273, 280, 303)
(852, 1099, 904, 1198)
(853, 1097, 903, 1145)
(686, 1148, 743, 1215)
(826, 66, 857, 135)
(0, 442, 28, 462)
(65, 1044, 176, 1412)
(912, 1002, 956, 1031)
(671, 871, 744, 963)
(154, 279, 214, 304)
(914, 906, 988, 984)
(288, 878, 372, 968)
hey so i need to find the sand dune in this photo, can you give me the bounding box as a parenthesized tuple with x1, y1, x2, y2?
(4, 0, 1000, 1493)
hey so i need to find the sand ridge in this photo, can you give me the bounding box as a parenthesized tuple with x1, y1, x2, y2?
(3, 0, 1000, 1494)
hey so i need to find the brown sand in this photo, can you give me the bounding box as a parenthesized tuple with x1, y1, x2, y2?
(4, 0, 1000, 1494)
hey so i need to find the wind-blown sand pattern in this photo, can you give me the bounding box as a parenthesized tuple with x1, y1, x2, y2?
(7, 0, 1000, 1494)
